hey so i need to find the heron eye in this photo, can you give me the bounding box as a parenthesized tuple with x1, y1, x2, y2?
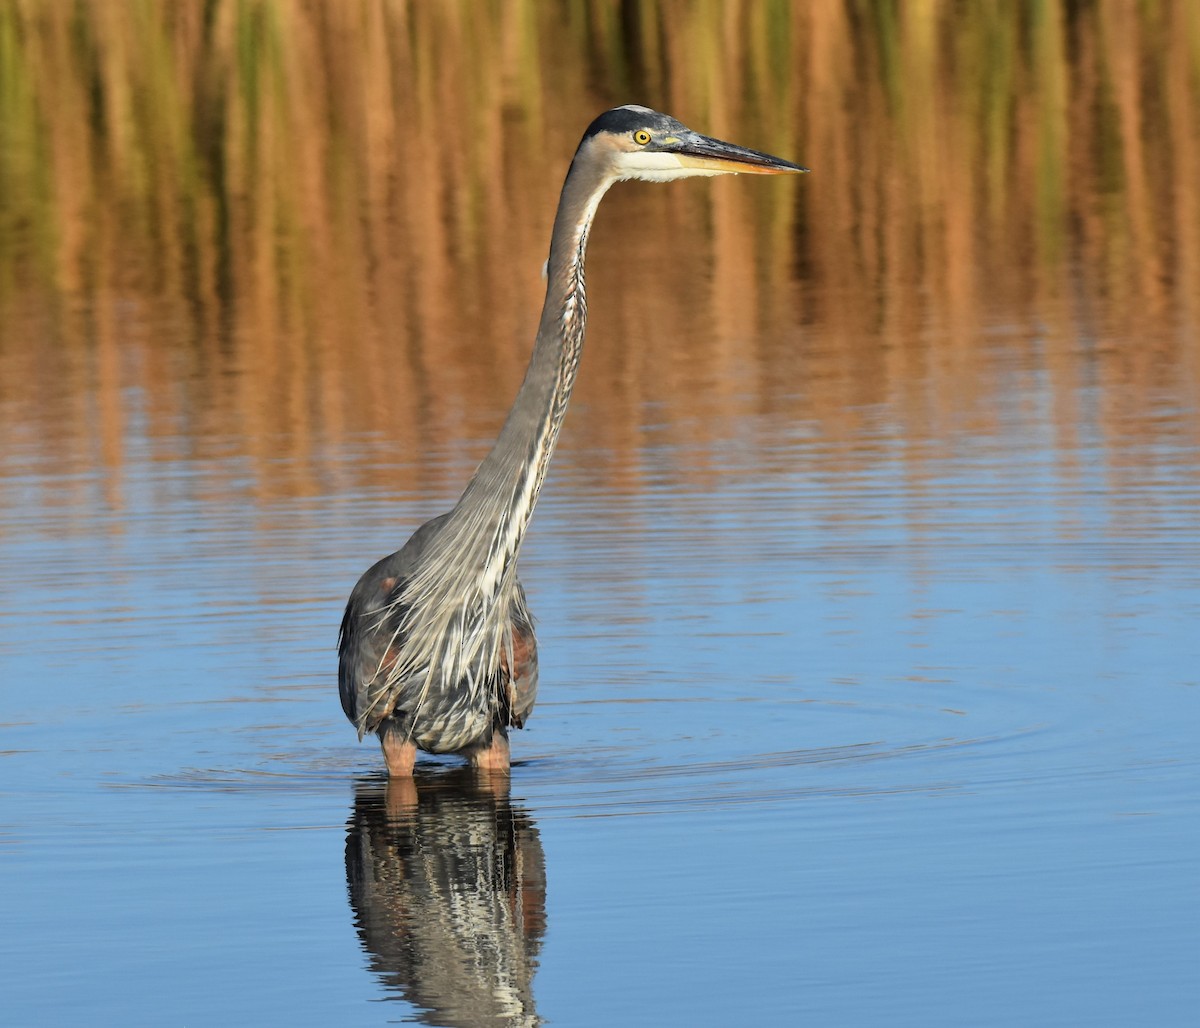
(633, 130, 652, 146)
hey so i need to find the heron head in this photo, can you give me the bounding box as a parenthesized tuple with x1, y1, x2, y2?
(576, 104, 809, 183)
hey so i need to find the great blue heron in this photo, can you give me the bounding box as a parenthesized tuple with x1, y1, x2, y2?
(339, 105, 807, 776)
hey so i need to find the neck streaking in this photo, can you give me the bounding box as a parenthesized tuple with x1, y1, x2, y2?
(451, 158, 612, 592)
(381, 157, 614, 707)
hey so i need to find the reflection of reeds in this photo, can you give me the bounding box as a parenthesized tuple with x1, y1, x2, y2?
(0, 1, 1197, 509)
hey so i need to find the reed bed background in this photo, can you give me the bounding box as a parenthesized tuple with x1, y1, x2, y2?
(1, 0, 1196, 515)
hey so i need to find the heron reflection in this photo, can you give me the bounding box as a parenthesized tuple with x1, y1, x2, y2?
(345, 770, 546, 1026)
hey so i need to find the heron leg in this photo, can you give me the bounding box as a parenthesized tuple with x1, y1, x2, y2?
(379, 723, 417, 777)
(464, 727, 511, 773)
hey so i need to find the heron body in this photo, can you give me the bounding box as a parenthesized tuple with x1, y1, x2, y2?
(338, 105, 807, 775)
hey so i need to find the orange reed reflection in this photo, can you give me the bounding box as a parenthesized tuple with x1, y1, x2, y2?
(0, 1, 1197, 517)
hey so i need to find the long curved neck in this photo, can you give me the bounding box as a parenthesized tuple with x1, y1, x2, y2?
(450, 157, 614, 567)
(385, 150, 618, 701)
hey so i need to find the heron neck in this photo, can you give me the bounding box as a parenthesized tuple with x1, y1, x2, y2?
(452, 159, 613, 560)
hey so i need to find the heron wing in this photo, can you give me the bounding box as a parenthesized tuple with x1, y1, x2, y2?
(500, 583, 539, 728)
(338, 569, 410, 737)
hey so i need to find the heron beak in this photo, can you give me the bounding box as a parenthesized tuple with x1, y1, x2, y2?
(671, 131, 809, 176)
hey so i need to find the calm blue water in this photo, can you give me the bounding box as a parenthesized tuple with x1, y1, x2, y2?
(2, 316, 1199, 1025)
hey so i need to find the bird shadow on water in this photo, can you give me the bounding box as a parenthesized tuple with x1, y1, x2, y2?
(345, 770, 547, 1028)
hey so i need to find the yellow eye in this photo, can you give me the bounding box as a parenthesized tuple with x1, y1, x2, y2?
(633, 129, 652, 146)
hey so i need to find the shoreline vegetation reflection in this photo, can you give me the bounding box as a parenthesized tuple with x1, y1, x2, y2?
(1, 1, 1196, 522)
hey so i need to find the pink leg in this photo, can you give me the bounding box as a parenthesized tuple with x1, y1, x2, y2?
(464, 729, 511, 774)
(379, 726, 417, 777)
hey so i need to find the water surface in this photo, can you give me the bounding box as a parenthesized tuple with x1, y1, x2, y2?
(2, 4, 1199, 1025)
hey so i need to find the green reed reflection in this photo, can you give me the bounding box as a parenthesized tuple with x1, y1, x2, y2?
(0, 1, 1197, 499)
